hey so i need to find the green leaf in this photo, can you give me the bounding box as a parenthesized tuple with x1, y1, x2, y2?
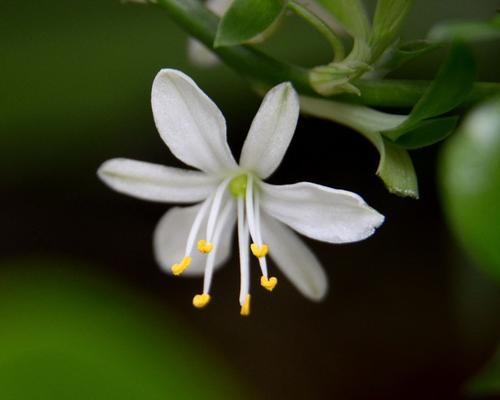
(214, 0, 287, 47)
(376, 40, 441, 75)
(299, 96, 419, 198)
(315, 0, 371, 40)
(384, 42, 475, 140)
(375, 137, 419, 197)
(439, 96, 500, 282)
(371, 0, 414, 60)
(394, 116, 459, 149)
(429, 14, 500, 43)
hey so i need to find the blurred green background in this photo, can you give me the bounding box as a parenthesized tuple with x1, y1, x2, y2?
(1, 0, 500, 399)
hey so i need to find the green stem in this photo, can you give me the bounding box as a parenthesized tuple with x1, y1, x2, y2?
(344, 80, 500, 108)
(154, 0, 500, 108)
(287, 1, 345, 62)
(300, 96, 406, 134)
(155, 0, 311, 91)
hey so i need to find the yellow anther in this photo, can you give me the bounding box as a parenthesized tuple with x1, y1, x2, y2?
(197, 239, 213, 254)
(250, 243, 268, 258)
(260, 276, 278, 292)
(171, 256, 191, 276)
(240, 294, 251, 316)
(192, 293, 211, 308)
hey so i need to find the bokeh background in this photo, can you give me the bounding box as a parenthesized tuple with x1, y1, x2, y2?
(1, 0, 500, 399)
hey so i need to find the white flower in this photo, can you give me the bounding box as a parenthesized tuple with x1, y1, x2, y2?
(98, 69, 384, 315)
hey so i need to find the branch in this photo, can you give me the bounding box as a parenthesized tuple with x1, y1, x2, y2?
(155, 0, 500, 108)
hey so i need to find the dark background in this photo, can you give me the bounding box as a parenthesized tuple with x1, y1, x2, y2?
(1, 0, 500, 399)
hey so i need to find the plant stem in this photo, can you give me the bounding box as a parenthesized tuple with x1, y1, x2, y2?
(287, 1, 345, 62)
(154, 0, 500, 108)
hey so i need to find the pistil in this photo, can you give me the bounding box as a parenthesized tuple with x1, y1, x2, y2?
(237, 196, 251, 311)
(240, 294, 251, 316)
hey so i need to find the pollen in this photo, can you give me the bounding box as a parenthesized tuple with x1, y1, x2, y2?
(197, 239, 213, 254)
(260, 276, 278, 291)
(193, 293, 211, 308)
(240, 294, 251, 316)
(250, 243, 268, 258)
(171, 256, 191, 276)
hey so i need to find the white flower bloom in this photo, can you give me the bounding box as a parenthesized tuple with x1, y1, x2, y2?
(98, 69, 384, 315)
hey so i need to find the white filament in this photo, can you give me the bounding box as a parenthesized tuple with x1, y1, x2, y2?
(202, 201, 234, 294)
(206, 178, 230, 242)
(245, 174, 268, 278)
(245, 174, 258, 240)
(237, 196, 250, 305)
(253, 190, 269, 278)
(184, 195, 213, 256)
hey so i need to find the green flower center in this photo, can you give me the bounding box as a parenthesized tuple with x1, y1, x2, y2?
(229, 174, 248, 197)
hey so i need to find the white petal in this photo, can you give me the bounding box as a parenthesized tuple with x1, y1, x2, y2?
(261, 182, 385, 243)
(187, 39, 220, 67)
(239, 82, 299, 179)
(153, 203, 236, 276)
(98, 158, 217, 203)
(260, 214, 328, 301)
(151, 69, 238, 174)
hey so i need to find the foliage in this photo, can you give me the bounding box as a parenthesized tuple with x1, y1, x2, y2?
(153, 0, 500, 198)
(440, 96, 500, 282)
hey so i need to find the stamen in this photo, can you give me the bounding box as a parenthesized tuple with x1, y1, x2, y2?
(250, 243, 268, 258)
(197, 239, 213, 254)
(240, 294, 251, 316)
(171, 256, 191, 276)
(202, 202, 234, 295)
(253, 193, 276, 291)
(245, 175, 270, 279)
(171, 196, 213, 276)
(260, 276, 278, 292)
(245, 174, 258, 241)
(206, 179, 230, 244)
(192, 293, 211, 308)
(184, 195, 213, 256)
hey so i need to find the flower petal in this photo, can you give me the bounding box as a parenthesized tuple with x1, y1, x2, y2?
(239, 82, 299, 179)
(151, 69, 238, 174)
(154, 203, 236, 276)
(260, 214, 328, 301)
(261, 182, 385, 243)
(98, 158, 218, 203)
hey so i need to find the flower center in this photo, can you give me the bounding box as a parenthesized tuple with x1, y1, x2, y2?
(229, 174, 247, 197)
(171, 173, 278, 316)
